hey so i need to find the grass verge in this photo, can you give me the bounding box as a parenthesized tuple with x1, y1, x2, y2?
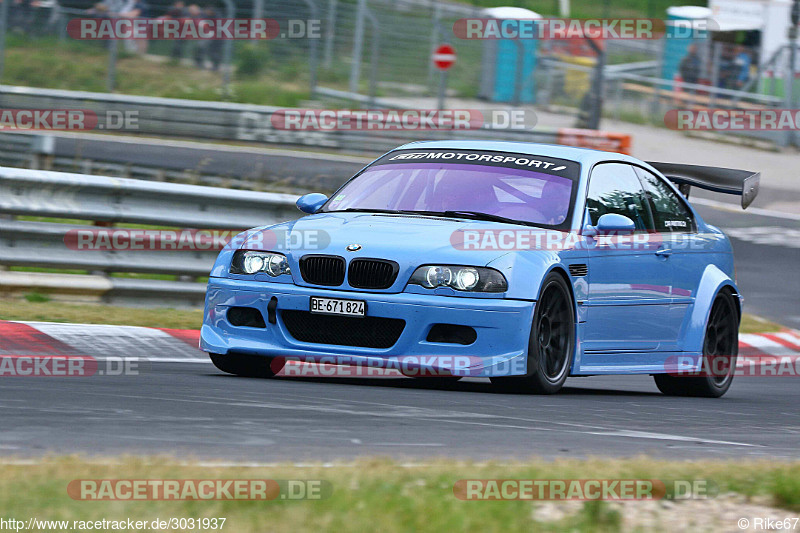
(0, 299, 203, 330)
(0, 298, 786, 334)
(1, 456, 798, 532)
(4, 36, 307, 106)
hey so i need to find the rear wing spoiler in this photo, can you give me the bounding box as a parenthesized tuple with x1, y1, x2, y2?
(646, 162, 760, 209)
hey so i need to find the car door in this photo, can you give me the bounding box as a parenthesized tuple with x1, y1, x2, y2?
(634, 166, 700, 352)
(583, 163, 674, 354)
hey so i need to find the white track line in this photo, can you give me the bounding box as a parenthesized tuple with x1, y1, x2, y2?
(691, 197, 800, 221)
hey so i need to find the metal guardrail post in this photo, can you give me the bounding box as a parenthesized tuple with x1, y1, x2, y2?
(349, 0, 367, 94)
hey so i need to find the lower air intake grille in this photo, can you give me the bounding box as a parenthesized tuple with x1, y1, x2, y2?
(299, 255, 346, 286)
(281, 311, 405, 349)
(348, 259, 399, 289)
(568, 264, 588, 277)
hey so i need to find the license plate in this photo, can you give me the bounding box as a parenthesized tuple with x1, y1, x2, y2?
(310, 297, 366, 317)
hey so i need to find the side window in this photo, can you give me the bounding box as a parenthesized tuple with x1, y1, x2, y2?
(586, 163, 654, 232)
(635, 168, 695, 233)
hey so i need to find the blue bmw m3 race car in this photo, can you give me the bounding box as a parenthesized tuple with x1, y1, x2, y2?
(201, 141, 759, 397)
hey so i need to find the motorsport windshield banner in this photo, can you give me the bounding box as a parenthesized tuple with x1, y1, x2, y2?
(369, 149, 581, 180)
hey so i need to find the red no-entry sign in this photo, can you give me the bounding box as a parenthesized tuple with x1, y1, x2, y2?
(432, 44, 456, 70)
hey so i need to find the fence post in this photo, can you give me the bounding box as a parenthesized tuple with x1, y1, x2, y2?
(57, 7, 68, 42)
(365, 8, 379, 106)
(0, 0, 7, 83)
(106, 0, 124, 92)
(577, 38, 604, 130)
(512, 40, 525, 106)
(787, 0, 798, 147)
(427, 0, 441, 90)
(324, 0, 337, 69)
(251, 0, 263, 44)
(301, 0, 319, 97)
(107, 42, 119, 92)
(221, 0, 235, 97)
(349, 0, 367, 94)
(709, 42, 721, 109)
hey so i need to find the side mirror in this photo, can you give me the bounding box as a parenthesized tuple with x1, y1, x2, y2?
(296, 193, 328, 214)
(591, 213, 636, 236)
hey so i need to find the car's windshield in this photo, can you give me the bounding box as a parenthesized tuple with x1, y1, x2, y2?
(324, 155, 579, 228)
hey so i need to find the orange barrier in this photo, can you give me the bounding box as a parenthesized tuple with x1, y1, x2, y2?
(556, 128, 632, 154)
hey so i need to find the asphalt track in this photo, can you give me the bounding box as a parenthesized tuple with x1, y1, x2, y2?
(2, 364, 799, 461)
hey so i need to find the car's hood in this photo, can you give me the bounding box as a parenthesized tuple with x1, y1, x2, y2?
(242, 212, 520, 266)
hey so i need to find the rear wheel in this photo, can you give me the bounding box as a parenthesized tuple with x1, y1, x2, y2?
(654, 290, 738, 398)
(209, 352, 284, 378)
(491, 272, 575, 394)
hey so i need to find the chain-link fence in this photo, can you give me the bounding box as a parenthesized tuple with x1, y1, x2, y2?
(0, 1, 770, 99)
(1, 0, 798, 146)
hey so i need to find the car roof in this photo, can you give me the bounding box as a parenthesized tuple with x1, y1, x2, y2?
(392, 140, 643, 168)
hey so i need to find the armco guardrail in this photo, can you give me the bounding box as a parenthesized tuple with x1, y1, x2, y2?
(0, 131, 368, 193)
(0, 85, 633, 155)
(0, 167, 300, 307)
(0, 167, 298, 228)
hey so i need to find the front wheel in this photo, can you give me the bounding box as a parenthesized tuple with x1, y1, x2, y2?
(209, 352, 284, 378)
(654, 290, 738, 398)
(491, 272, 575, 394)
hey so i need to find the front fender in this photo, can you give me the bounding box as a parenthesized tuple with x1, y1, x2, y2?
(486, 251, 582, 302)
(682, 263, 739, 353)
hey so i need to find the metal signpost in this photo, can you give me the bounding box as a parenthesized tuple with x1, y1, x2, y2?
(432, 43, 456, 110)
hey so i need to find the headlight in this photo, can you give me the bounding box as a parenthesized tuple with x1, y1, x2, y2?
(409, 265, 507, 293)
(230, 250, 291, 277)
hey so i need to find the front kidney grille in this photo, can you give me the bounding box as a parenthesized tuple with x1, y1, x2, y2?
(299, 255, 346, 286)
(281, 311, 405, 349)
(348, 259, 399, 289)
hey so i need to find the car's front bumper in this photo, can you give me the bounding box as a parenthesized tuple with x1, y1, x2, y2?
(200, 277, 534, 377)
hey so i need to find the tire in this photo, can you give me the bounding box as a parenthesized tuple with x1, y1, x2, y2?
(491, 272, 575, 394)
(654, 290, 738, 398)
(209, 352, 284, 378)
